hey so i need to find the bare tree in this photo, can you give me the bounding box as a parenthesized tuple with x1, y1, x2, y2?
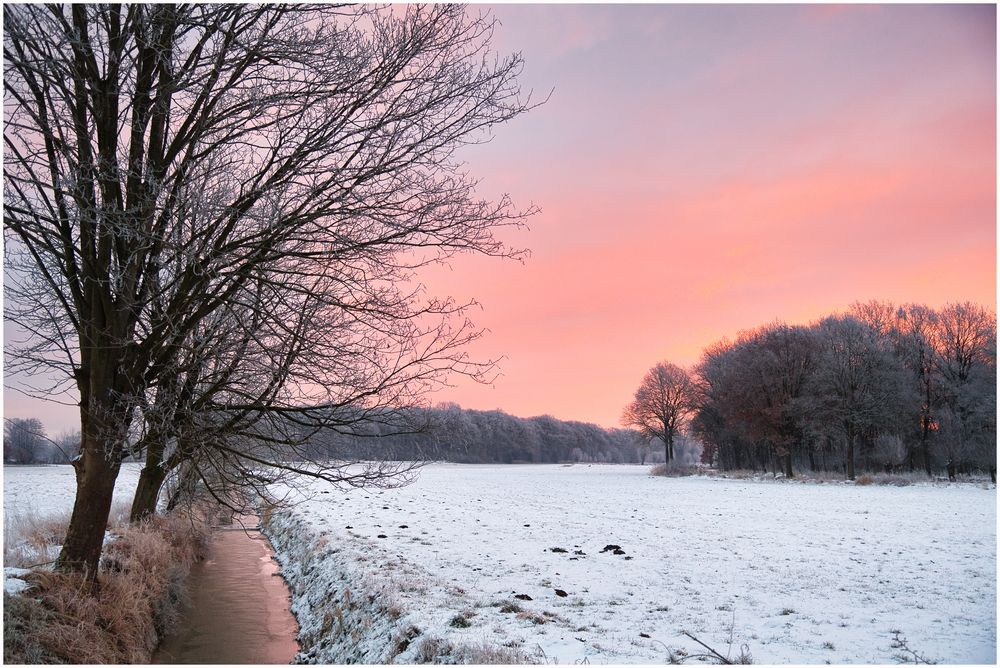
(3, 417, 47, 464)
(126, 277, 474, 521)
(622, 362, 696, 463)
(932, 302, 996, 479)
(4, 4, 537, 582)
(895, 304, 941, 475)
(691, 304, 994, 479)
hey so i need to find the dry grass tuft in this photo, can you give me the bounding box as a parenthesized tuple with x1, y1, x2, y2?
(854, 474, 875, 486)
(515, 610, 548, 625)
(650, 462, 700, 477)
(4, 500, 133, 568)
(3, 512, 207, 664)
(387, 624, 423, 661)
(4, 509, 72, 568)
(411, 635, 536, 664)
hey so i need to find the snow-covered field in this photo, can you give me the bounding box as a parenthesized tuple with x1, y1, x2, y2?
(267, 464, 996, 664)
(3, 463, 143, 520)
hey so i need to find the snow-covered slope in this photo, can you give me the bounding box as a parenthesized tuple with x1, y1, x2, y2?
(266, 464, 996, 664)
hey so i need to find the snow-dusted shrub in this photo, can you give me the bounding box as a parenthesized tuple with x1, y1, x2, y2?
(874, 434, 907, 471)
(872, 473, 913, 487)
(411, 635, 536, 664)
(650, 461, 699, 477)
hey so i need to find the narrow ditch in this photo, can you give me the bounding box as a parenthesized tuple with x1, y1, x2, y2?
(152, 516, 299, 664)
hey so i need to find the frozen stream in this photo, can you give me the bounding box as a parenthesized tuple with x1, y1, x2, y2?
(153, 517, 299, 664)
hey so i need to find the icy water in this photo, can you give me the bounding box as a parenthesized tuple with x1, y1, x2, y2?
(153, 517, 299, 664)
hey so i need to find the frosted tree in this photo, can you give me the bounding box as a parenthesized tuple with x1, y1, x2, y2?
(3, 418, 47, 464)
(622, 362, 696, 463)
(4, 4, 535, 582)
(807, 315, 912, 480)
(932, 303, 996, 480)
(731, 323, 818, 477)
(894, 304, 941, 475)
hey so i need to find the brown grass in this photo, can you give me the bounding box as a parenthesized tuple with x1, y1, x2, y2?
(650, 462, 700, 477)
(515, 610, 548, 625)
(4, 509, 71, 568)
(3, 513, 207, 664)
(410, 635, 535, 664)
(4, 500, 133, 568)
(854, 474, 875, 486)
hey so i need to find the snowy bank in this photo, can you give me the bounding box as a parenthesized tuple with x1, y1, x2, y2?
(263, 506, 537, 663)
(3, 465, 209, 663)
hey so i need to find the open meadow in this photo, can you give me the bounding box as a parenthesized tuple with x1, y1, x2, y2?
(267, 464, 996, 664)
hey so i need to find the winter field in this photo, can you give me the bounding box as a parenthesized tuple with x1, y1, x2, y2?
(3, 463, 143, 520)
(3, 464, 995, 664)
(266, 464, 996, 664)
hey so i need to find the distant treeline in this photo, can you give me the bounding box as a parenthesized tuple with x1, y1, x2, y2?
(302, 404, 699, 465)
(691, 301, 996, 480)
(3, 418, 80, 465)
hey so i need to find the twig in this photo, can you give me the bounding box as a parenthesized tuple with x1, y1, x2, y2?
(890, 631, 936, 664)
(682, 631, 733, 665)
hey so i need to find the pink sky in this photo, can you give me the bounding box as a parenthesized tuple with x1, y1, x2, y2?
(418, 4, 997, 428)
(4, 4, 996, 434)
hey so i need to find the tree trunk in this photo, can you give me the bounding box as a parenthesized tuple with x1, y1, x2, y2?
(130, 462, 167, 522)
(56, 440, 122, 583)
(56, 331, 133, 583)
(846, 435, 856, 481)
(921, 391, 933, 477)
(783, 452, 793, 478)
(130, 432, 170, 522)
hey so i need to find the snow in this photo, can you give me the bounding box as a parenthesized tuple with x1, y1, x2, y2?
(4, 567, 33, 595)
(3, 463, 143, 519)
(266, 464, 996, 664)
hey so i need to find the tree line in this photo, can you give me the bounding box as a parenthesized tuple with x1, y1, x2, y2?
(3, 418, 79, 465)
(625, 301, 996, 481)
(301, 403, 703, 465)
